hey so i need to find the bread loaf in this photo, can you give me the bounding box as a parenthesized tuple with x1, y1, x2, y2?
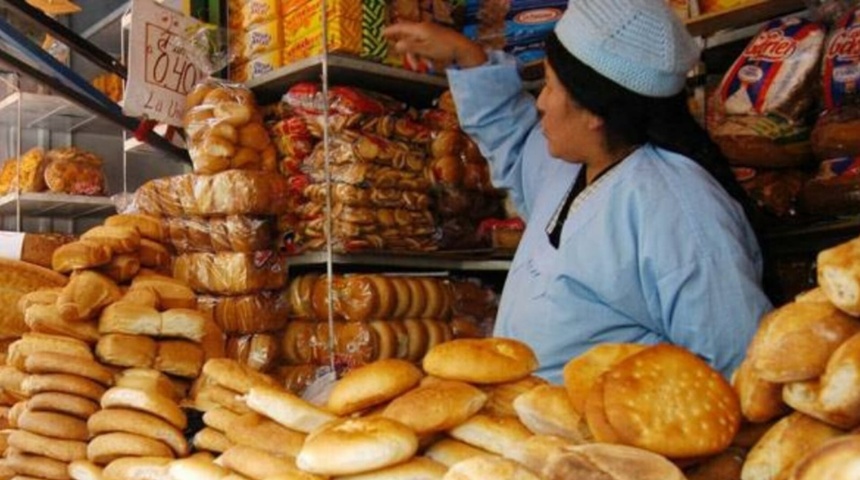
(173, 252, 287, 295)
(96, 333, 157, 368)
(198, 290, 288, 334)
(24, 303, 100, 343)
(541, 443, 687, 480)
(7, 332, 92, 370)
(80, 226, 141, 255)
(423, 338, 538, 384)
(52, 239, 113, 273)
(87, 408, 189, 457)
(382, 379, 487, 434)
(155, 340, 205, 378)
(129, 273, 198, 310)
(327, 358, 423, 415)
(138, 239, 171, 269)
(135, 171, 291, 217)
(448, 414, 533, 456)
(0, 259, 67, 338)
(818, 236, 860, 316)
(58, 270, 122, 322)
(104, 213, 164, 242)
(164, 215, 274, 253)
(562, 343, 648, 414)
(513, 384, 590, 442)
(244, 384, 335, 433)
(97, 254, 141, 283)
(87, 432, 174, 464)
(223, 411, 306, 458)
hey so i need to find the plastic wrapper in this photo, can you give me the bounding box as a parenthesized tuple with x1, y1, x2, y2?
(164, 215, 275, 253)
(0, 147, 45, 195)
(227, 333, 280, 372)
(303, 183, 431, 211)
(478, 217, 525, 251)
(133, 171, 293, 217)
(198, 290, 289, 334)
(272, 364, 325, 395)
(805, 0, 858, 24)
(305, 163, 431, 191)
(42, 147, 107, 195)
(304, 131, 427, 174)
(284, 82, 407, 117)
(183, 79, 277, 175)
(733, 168, 809, 218)
(718, 17, 825, 122)
(801, 156, 860, 215)
(172, 251, 288, 295)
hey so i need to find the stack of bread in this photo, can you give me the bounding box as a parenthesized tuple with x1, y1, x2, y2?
(724, 233, 860, 480)
(157, 336, 745, 479)
(0, 146, 108, 197)
(422, 91, 507, 249)
(270, 82, 439, 253)
(278, 273, 465, 393)
(0, 257, 67, 343)
(133, 80, 292, 376)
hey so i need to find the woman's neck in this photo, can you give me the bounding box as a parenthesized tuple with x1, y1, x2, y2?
(584, 144, 640, 184)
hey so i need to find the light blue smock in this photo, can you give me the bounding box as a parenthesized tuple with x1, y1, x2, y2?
(447, 53, 773, 384)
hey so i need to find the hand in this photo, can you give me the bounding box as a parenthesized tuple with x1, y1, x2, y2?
(383, 21, 488, 69)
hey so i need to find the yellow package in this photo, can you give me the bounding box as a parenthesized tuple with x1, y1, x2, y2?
(699, 0, 755, 13)
(244, 19, 283, 59)
(281, 0, 362, 22)
(283, 19, 362, 63)
(242, 0, 281, 29)
(244, 50, 283, 80)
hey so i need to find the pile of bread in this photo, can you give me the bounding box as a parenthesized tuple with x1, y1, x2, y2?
(0, 146, 108, 197)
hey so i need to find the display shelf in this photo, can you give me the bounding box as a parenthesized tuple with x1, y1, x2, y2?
(686, 0, 806, 37)
(761, 217, 860, 254)
(288, 250, 513, 271)
(0, 192, 116, 218)
(248, 54, 449, 106)
(0, 91, 117, 133)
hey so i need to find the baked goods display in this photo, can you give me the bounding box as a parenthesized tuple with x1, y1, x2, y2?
(0, 258, 67, 339)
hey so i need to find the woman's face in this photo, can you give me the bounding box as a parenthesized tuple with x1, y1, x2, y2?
(536, 62, 600, 162)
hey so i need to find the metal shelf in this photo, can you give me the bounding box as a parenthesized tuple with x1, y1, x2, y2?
(686, 0, 806, 37)
(247, 54, 449, 106)
(288, 251, 513, 271)
(0, 91, 118, 133)
(0, 192, 116, 218)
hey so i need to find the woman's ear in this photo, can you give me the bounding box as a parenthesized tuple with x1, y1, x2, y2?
(586, 111, 605, 132)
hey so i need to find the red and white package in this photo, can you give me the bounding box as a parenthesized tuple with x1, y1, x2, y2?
(719, 17, 826, 121)
(822, 7, 860, 111)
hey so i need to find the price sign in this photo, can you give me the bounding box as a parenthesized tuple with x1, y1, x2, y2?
(125, 0, 204, 126)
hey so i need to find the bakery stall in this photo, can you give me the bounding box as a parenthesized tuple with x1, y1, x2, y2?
(1, 0, 860, 479)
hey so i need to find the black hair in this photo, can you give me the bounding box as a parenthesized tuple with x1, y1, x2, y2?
(543, 32, 762, 228)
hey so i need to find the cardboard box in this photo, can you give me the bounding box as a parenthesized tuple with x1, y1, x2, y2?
(463, 3, 563, 69)
(242, 0, 281, 29)
(244, 18, 283, 59)
(282, 16, 363, 63)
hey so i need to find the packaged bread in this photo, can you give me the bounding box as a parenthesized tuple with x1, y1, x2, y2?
(173, 251, 287, 295)
(197, 290, 288, 334)
(226, 333, 279, 372)
(0, 147, 46, 195)
(303, 183, 431, 210)
(305, 162, 431, 192)
(0, 258, 67, 339)
(280, 320, 378, 367)
(801, 157, 860, 215)
(303, 130, 427, 173)
(164, 215, 275, 253)
(43, 146, 107, 195)
(183, 79, 277, 175)
(134, 171, 290, 217)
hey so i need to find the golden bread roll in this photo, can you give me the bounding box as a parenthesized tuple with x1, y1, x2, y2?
(192, 427, 233, 453)
(217, 445, 321, 479)
(155, 339, 204, 378)
(423, 338, 538, 384)
(102, 456, 171, 480)
(599, 344, 741, 459)
(7, 399, 25, 427)
(87, 432, 174, 465)
(202, 406, 239, 431)
(21, 373, 106, 401)
(24, 303, 100, 343)
(540, 443, 687, 480)
(562, 343, 648, 414)
(480, 376, 548, 418)
(0, 364, 26, 398)
(120, 286, 160, 309)
(57, 271, 122, 322)
(297, 417, 419, 476)
(795, 287, 831, 304)
(818, 237, 860, 315)
(750, 301, 860, 383)
(335, 456, 448, 479)
(0, 260, 66, 339)
(168, 455, 230, 480)
(192, 383, 249, 414)
(198, 291, 288, 334)
(448, 414, 533, 456)
(6, 332, 93, 370)
(789, 435, 860, 480)
(17, 409, 89, 441)
(732, 358, 790, 424)
(138, 239, 171, 269)
(104, 214, 165, 242)
(503, 434, 572, 473)
(442, 456, 540, 480)
(100, 387, 187, 430)
(244, 384, 335, 433)
(52, 240, 113, 273)
(114, 368, 178, 402)
(225, 412, 306, 458)
(327, 359, 423, 415)
(201, 358, 278, 394)
(80, 226, 141, 254)
(741, 412, 844, 480)
(97, 254, 141, 283)
(424, 438, 494, 468)
(98, 302, 161, 337)
(7, 429, 87, 462)
(96, 333, 157, 368)
(130, 274, 197, 310)
(17, 287, 61, 315)
(87, 408, 189, 456)
(4, 449, 71, 480)
(24, 351, 114, 386)
(68, 459, 105, 480)
(815, 331, 860, 428)
(513, 384, 590, 442)
(382, 379, 487, 434)
(26, 392, 99, 419)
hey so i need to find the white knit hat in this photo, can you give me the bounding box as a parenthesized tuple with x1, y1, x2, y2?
(554, 0, 700, 97)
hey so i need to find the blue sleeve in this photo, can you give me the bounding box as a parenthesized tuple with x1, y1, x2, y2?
(654, 253, 769, 378)
(446, 52, 557, 221)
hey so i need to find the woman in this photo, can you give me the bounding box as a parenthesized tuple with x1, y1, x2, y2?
(385, 0, 772, 383)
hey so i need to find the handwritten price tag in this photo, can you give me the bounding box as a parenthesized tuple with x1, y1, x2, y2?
(125, 0, 204, 126)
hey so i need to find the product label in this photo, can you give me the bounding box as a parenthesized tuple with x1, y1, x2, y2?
(0, 232, 25, 261)
(823, 8, 860, 110)
(816, 157, 860, 179)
